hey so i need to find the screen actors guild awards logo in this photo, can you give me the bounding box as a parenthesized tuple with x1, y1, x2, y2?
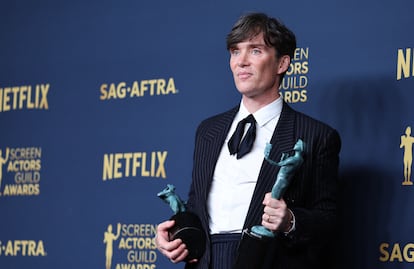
(103, 223, 158, 269)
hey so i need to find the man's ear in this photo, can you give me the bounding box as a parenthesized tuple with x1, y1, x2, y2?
(277, 55, 291, 75)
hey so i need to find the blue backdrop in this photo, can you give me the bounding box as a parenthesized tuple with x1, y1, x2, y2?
(1, 0, 414, 268)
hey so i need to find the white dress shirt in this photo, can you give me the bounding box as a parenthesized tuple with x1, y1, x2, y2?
(207, 97, 283, 234)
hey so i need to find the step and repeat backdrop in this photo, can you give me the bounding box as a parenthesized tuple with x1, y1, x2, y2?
(1, 0, 413, 268)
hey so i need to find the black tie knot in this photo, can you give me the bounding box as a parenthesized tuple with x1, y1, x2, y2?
(228, 114, 256, 159)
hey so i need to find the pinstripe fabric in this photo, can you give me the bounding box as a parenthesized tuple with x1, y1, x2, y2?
(185, 102, 341, 269)
(210, 233, 241, 269)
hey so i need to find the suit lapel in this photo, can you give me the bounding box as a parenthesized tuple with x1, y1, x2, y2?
(243, 102, 297, 229)
(199, 106, 239, 200)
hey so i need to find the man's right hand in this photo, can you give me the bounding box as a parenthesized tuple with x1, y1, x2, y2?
(155, 220, 195, 264)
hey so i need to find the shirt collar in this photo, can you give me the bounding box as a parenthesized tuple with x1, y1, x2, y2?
(239, 97, 283, 127)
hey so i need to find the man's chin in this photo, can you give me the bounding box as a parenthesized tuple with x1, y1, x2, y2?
(235, 83, 255, 94)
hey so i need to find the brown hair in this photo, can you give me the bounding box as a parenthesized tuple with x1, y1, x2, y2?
(226, 12, 296, 60)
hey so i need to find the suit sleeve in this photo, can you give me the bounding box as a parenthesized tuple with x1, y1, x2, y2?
(283, 127, 341, 250)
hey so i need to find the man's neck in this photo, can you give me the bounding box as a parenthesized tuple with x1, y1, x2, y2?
(242, 92, 281, 114)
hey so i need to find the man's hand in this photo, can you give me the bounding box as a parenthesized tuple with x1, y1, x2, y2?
(155, 220, 197, 263)
(261, 192, 292, 233)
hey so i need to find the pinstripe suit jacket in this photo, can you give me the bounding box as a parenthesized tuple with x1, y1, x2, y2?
(185, 101, 341, 269)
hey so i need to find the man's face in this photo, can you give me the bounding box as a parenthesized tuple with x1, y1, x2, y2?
(229, 32, 283, 99)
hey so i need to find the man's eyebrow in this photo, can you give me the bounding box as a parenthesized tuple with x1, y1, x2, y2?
(230, 43, 267, 49)
(248, 43, 267, 48)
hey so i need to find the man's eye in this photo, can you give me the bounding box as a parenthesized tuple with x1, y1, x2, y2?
(252, 49, 261, 55)
(231, 50, 240, 55)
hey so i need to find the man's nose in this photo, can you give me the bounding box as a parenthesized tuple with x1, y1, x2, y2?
(237, 51, 249, 67)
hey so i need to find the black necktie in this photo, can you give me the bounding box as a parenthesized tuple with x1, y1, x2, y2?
(228, 114, 256, 159)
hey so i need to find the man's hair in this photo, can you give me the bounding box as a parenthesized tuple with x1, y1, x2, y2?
(226, 12, 296, 59)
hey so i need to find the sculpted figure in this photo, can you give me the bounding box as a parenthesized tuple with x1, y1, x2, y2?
(157, 184, 187, 214)
(251, 139, 305, 237)
(157, 184, 206, 260)
(265, 139, 305, 199)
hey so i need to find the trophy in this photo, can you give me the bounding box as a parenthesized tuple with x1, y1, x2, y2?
(232, 139, 305, 269)
(157, 184, 206, 261)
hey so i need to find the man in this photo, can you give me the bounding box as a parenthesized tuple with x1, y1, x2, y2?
(156, 12, 341, 269)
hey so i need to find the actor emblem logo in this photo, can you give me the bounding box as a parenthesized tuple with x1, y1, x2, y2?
(400, 126, 414, 185)
(0, 147, 10, 191)
(104, 223, 122, 269)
